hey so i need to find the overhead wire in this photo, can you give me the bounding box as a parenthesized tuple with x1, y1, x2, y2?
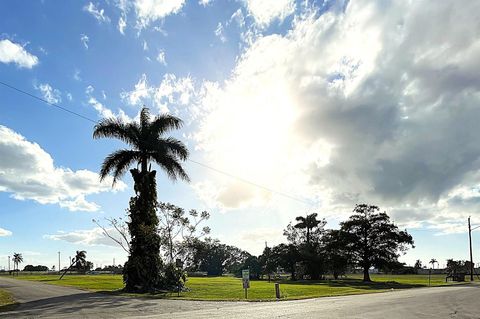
(0, 80, 314, 207)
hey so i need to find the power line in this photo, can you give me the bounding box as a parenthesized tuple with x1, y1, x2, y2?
(0, 81, 98, 124)
(188, 159, 313, 206)
(0, 80, 313, 207)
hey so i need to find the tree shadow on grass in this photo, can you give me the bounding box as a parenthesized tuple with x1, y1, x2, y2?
(278, 278, 425, 290)
(97, 289, 173, 299)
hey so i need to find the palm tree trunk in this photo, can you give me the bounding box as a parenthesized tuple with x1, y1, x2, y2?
(59, 260, 75, 280)
(123, 168, 163, 292)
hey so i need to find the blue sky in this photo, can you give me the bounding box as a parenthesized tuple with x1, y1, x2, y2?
(1, 0, 480, 270)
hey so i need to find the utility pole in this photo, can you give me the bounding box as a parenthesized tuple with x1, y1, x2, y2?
(58, 251, 61, 273)
(8, 256, 10, 271)
(469, 217, 474, 282)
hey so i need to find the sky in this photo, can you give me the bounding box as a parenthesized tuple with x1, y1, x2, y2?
(1, 0, 480, 270)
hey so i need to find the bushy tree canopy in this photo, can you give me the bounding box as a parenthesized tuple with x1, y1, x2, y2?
(340, 204, 414, 281)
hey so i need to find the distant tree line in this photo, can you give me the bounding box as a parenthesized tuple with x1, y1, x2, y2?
(161, 204, 414, 282)
(23, 265, 49, 271)
(228, 204, 415, 282)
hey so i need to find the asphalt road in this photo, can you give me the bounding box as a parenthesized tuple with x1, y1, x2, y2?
(1, 276, 480, 318)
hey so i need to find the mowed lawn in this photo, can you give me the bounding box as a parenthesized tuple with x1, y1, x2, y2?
(0, 288, 16, 308)
(6, 273, 458, 301)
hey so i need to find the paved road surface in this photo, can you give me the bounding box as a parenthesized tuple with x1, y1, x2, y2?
(1, 276, 480, 318)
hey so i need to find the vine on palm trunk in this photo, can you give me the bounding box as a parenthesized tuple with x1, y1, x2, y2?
(93, 107, 189, 293)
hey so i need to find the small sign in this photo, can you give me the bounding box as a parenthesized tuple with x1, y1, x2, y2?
(242, 269, 250, 289)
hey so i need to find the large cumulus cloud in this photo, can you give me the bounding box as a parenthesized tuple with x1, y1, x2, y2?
(193, 0, 480, 231)
(0, 125, 126, 211)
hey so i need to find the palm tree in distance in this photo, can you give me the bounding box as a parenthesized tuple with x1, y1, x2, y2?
(429, 258, 438, 269)
(59, 250, 87, 280)
(94, 107, 189, 292)
(12, 252, 23, 276)
(294, 213, 321, 245)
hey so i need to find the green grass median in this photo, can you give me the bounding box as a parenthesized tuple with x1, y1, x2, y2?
(6, 273, 458, 301)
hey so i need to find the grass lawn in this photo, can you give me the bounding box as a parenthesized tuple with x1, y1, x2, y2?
(0, 288, 16, 309)
(4, 273, 459, 301)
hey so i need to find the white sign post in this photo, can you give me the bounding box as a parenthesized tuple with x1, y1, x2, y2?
(242, 269, 250, 299)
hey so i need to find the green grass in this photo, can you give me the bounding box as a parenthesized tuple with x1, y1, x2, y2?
(5, 273, 459, 301)
(0, 288, 16, 310)
(10, 274, 123, 291)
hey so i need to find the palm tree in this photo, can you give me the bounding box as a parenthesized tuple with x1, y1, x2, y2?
(294, 213, 321, 245)
(429, 258, 438, 269)
(12, 253, 23, 276)
(93, 107, 189, 292)
(59, 250, 87, 280)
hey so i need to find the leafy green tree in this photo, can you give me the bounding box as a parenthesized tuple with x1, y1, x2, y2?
(259, 246, 276, 281)
(271, 244, 301, 280)
(284, 213, 326, 279)
(322, 229, 350, 279)
(186, 238, 228, 275)
(23, 265, 49, 271)
(414, 259, 422, 269)
(234, 255, 262, 279)
(341, 204, 414, 282)
(94, 107, 189, 292)
(157, 202, 210, 263)
(60, 250, 87, 279)
(414, 259, 422, 273)
(186, 238, 250, 276)
(446, 259, 466, 274)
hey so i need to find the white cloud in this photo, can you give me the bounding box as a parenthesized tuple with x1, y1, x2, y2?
(143, 40, 149, 51)
(118, 16, 127, 34)
(156, 49, 167, 65)
(45, 227, 127, 247)
(73, 69, 81, 81)
(154, 74, 195, 112)
(134, 0, 186, 28)
(38, 46, 48, 55)
(230, 9, 245, 28)
(120, 73, 195, 114)
(0, 39, 39, 68)
(199, 0, 212, 6)
(88, 96, 114, 119)
(0, 125, 126, 211)
(83, 2, 111, 23)
(238, 228, 284, 254)
(80, 34, 89, 49)
(0, 227, 12, 237)
(60, 196, 100, 212)
(120, 73, 151, 105)
(243, 0, 295, 28)
(35, 83, 61, 104)
(214, 22, 227, 43)
(192, 0, 480, 234)
(86, 85, 132, 122)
